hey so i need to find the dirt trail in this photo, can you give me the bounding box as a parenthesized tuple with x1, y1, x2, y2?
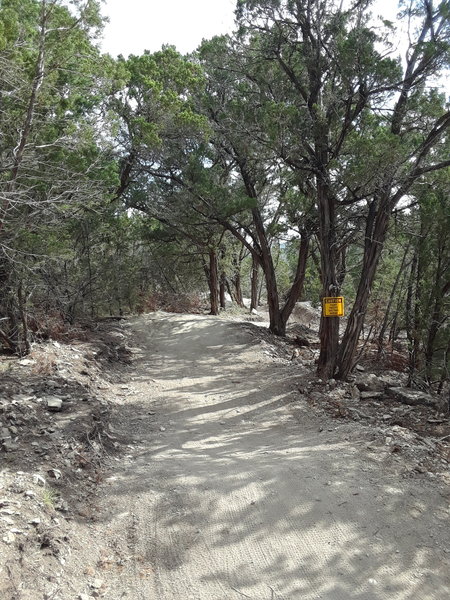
(91, 313, 449, 600)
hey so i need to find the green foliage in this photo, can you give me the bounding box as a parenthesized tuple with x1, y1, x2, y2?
(0, 0, 448, 392)
(117, 47, 209, 152)
(409, 172, 450, 383)
(0, 0, 118, 347)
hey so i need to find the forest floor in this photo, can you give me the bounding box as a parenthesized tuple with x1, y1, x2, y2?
(1, 310, 449, 599)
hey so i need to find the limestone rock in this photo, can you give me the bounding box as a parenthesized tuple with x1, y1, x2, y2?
(2, 439, 18, 452)
(3, 531, 16, 544)
(1, 426, 11, 439)
(385, 387, 438, 407)
(360, 391, 384, 400)
(355, 373, 385, 392)
(46, 397, 63, 412)
(378, 373, 403, 388)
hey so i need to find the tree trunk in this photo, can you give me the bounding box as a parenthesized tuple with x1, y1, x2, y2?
(409, 224, 427, 386)
(219, 271, 226, 309)
(229, 273, 245, 307)
(230, 249, 245, 308)
(377, 243, 410, 356)
(316, 177, 340, 379)
(252, 207, 285, 335)
(238, 165, 284, 334)
(0, 258, 15, 352)
(425, 248, 446, 383)
(250, 256, 259, 312)
(425, 292, 444, 383)
(437, 337, 450, 398)
(17, 281, 30, 355)
(206, 248, 219, 316)
(86, 229, 95, 319)
(405, 250, 419, 386)
(336, 198, 390, 380)
(280, 230, 310, 324)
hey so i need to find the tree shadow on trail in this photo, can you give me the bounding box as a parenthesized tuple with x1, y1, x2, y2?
(91, 314, 450, 599)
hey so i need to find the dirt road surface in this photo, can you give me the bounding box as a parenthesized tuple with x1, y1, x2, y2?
(91, 313, 449, 599)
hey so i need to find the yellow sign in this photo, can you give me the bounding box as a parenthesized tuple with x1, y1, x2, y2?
(323, 296, 344, 317)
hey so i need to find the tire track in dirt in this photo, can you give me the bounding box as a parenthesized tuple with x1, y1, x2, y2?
(92, 313, 450, 600)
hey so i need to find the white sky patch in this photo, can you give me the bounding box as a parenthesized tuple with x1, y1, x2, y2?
(101, 0, 237, 56)
(100, 0, 399, 57)
(100, 1, 448, 95)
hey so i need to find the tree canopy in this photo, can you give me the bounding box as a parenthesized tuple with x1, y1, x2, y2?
(0, 0, 448, 391)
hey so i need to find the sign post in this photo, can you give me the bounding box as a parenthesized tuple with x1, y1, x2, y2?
(322, 296, 344, 317)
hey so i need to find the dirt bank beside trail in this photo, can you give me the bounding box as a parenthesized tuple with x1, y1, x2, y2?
(1, 312, 450, 599)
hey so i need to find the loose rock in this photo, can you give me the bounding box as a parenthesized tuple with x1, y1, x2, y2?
(46, 397, 63, 412)
(386, 388, 438, 408)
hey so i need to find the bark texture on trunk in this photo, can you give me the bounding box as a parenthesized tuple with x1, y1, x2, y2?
(0, 251, 17, 351)
(18, 281, 30, 355)
(219, 272, 226, 310)
(240, 165, 285, 335)
(424, 249, 447, 383)
(316, 177, 340, 379)
(280, 231, 310, 324)
(377, 244, 410, 356)
(207, 248, 219, 316)
(336, 199, 390, 380)
(231, 272, 245, 308)
(250, 256, 259, 312)
(230, 250, 245, 308)
(248, 205, 285, 335)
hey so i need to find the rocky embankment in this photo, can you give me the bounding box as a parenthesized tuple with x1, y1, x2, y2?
(0, 321, 131, 600)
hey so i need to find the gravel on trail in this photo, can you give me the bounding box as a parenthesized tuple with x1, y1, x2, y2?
(1, 311, 449, 599)
(89, 313, 450, 600)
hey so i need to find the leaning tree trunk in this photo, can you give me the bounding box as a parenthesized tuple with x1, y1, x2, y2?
(250, 256, 259, 312)
(206, 248, 219, 316)
(437, 337, 450, 397)
(405, 249, 419, 385)
(424, 252, 448, 383)
(336, 199, 390, 380)
(425, 290, 445, 384)
(316, 176, 340, 379)
(17, 281, 30, 355)
(232, 271, 245, 308)
(0, 253, 16, 352)
(252, 207, 285, 336)
(409, 225, 427, 386)
(280, 230, 310, 325)
(219, 271, 226, 310)
(230, 249, 245, 308)
(377, 243, 410, 356)
(239, 165, 285, 334)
